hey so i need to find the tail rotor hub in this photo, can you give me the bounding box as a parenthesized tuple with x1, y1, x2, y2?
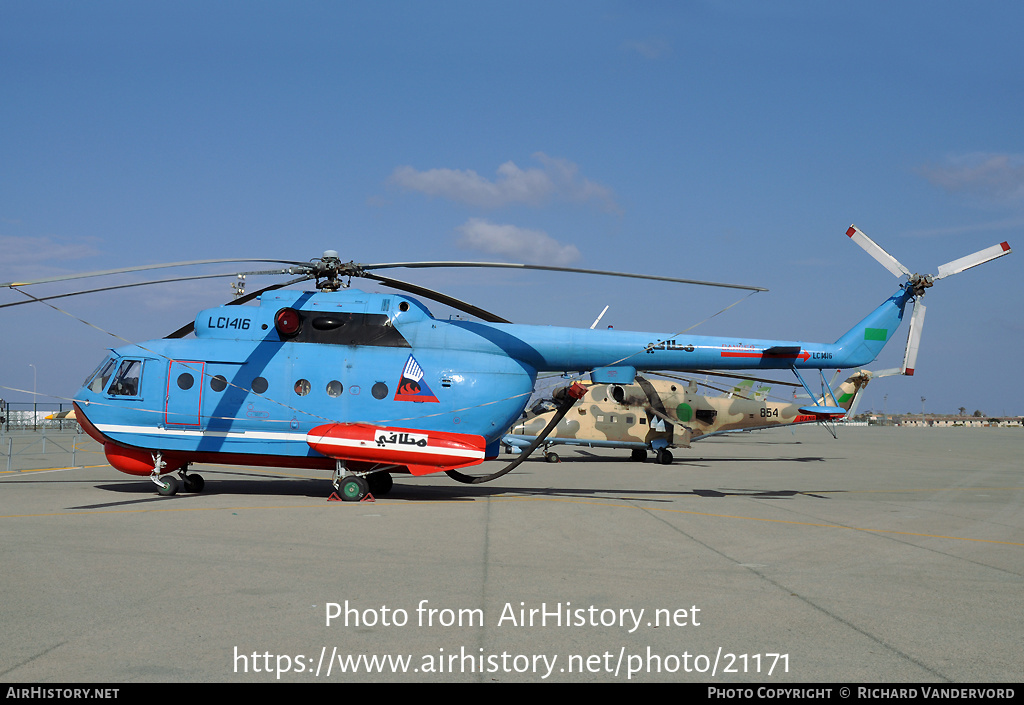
(907, 273, 934, 298)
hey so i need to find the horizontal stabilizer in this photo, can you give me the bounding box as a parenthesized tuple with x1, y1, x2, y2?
(798, 405, 847, 417)
(763, 346, 801, 355)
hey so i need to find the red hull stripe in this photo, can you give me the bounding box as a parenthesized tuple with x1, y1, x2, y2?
(721, 350, 809, 360)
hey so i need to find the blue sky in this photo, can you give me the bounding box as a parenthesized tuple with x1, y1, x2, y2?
(2, 1, 1022, 417)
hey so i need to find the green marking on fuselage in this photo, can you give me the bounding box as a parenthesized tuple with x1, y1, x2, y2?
(864, 328, 887, 341)
(677, 403, 692, 423)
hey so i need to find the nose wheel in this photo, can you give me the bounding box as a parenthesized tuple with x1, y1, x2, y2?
(148, 454, 204, 496)
(156, 475, 179, 496)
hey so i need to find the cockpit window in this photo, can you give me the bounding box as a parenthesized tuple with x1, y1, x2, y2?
(108, 359, 143, 397)
(87, 357, 117, 393)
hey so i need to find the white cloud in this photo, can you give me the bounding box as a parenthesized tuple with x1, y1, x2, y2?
(0, 234, 100, 266)
(0, 235, 102, 283)
(456, 218, 581, 266)
(919, 153, 1024, 205)
(390, 153, 620, 212)
(902, 215, 1024, 239)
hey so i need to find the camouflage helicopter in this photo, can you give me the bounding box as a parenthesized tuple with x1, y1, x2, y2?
(503, 368, 885, 464)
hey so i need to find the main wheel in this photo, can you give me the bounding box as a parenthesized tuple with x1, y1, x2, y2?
(656, 448, 673, 465)
(339, 476, 369, 502)
(183, 474, 205, 493)
(157, 476, 179, 497)
(545, 451, 560, 463)
(630, 448, 647, 462)
(367, 472, 393, 496)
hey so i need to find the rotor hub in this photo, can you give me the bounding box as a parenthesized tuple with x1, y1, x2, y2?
(312, 251, 349, 292)
(907, 273, 934, 297)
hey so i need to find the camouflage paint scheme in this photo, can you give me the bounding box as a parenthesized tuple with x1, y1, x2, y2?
(505, 371, 872, 459)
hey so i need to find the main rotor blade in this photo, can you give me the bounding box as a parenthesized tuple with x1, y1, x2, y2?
(360, 261, 768, 292)
(847, 225, 911, 278)
(360, 273, 512, 323)
(935, 241, 1012, 280)
(901, 300, 926, 376)
(1, 259, 311, 289)
(0, 270, 297, 310)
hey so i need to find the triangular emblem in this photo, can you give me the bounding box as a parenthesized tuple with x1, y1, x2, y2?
(394, 355, 439, 402)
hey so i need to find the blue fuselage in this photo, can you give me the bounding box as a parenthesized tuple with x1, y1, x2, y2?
(74, 286, 911, 464)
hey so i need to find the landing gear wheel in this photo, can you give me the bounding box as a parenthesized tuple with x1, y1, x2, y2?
(157, 476, 179, 497)
(367, 472, 393, 496)
(656, 448, 673, 465)
(183, 474, 205, 493)
(630, 448, 647, 462)
(339, 476, 369, 502)
(545, 451, 560, 463)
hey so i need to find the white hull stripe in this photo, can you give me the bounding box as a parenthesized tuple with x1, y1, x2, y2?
(94, 423, 486, 460)
(306, 434, 485, 460)
(96, 423, 308, 443)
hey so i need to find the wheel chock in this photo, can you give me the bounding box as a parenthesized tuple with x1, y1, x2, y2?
(327, 491, 375, 502)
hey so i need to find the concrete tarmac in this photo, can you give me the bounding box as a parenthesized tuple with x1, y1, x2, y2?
(1, 426, 1021, 683)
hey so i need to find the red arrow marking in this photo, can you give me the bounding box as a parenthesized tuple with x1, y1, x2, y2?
(721, 350, 810, 361)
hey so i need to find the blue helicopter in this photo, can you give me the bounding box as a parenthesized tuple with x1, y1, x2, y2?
(5, 226, 1011, 500)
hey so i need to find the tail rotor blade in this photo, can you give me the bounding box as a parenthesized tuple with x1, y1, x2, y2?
(902, 300, 926, 376)
(847, 225, 911, 278)
(935, 241, 1012, 280)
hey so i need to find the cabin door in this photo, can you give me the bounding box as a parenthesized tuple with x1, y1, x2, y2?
(165, 360, 205, 427)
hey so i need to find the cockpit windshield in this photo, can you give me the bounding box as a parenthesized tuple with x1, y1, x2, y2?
(85, 357, 116, 393)
(108, 359, 143, 397)
(82, 356, 144, 396)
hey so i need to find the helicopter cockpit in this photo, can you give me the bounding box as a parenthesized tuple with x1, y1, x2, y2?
(84, 355, 145, 398)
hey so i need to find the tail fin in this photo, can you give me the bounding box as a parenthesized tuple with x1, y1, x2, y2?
(831, 288, 914, 368)
(826, 371, 872, 411)
(728, 379, 755, 399)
